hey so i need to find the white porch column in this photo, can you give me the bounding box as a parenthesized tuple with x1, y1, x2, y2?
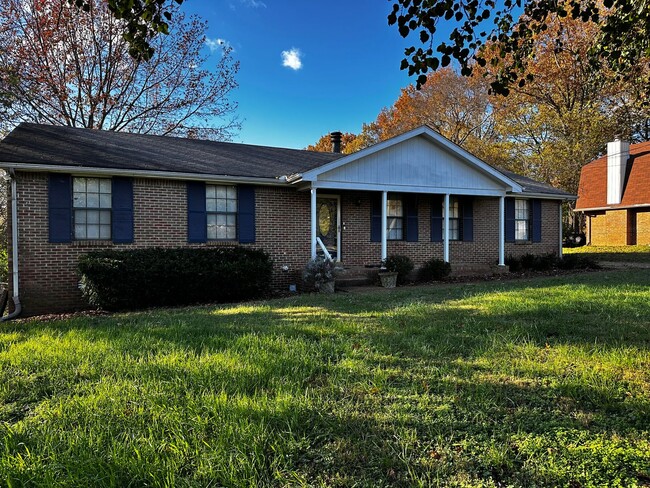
(498, 195, 505, 266)
(559, 202, 563, 257)
(381, 191, 388, 261)
(310, 187, 317, 259)
(443, 193, 450, 263)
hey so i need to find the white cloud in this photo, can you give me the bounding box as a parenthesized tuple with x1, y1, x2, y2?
(242, 0, 266, 7)
(281, 48, 302, 70)
(205, 37, 230, 54)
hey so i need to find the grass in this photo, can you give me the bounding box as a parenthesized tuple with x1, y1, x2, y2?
(564, 245, 650, 263)
(1, 270, 650, 487)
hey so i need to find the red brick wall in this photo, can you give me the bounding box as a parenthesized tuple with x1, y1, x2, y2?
(8, 172, 562, 315)
(9, 173, 313, 315)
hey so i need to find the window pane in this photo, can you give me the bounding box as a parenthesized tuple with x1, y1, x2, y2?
(226, 186, 237, 199)
(75, 224, 86, 239)
(73, 179, 86, 192)
(226, 200, 237, 212)
(87, 225, 100, 239)
(86, 178, 99, 193)
(100, 210, 111, 225)
(216, 214, 226, 226)
(216, 186, 226, 198)
(226, 227, 236, 240)
(75, 210, 86, 224)
(206, 185, 216, 198)
(87, 193, 99, 208)
(86, 210, 100, 224)
(206, 198, 217, 212)
(516, 221, 528, 240)
(99, 179, 111, 193)
(99, 225, 111, 239)
(216, 199, 227, 212)
(73, 193, 86, 208)
(100, 194, 111, 208)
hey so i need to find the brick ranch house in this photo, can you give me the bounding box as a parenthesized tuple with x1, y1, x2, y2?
(0, 123, 573, 317)
(575, 139, 650, 246)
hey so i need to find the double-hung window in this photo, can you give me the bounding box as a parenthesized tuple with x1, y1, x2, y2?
(442, 197, 461, 240)
(515, 199, 530, 241)
(387, 196, 404, 240)
(206, 184, 237, 240)
(73, 177, 111, 240)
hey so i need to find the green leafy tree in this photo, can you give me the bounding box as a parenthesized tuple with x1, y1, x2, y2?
(388, 0, 650, 95)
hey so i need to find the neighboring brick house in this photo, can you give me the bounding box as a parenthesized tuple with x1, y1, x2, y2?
(575, 139, 650, 246)
(0, 123, 573, 316)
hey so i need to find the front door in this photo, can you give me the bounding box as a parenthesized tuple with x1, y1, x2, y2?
(317, 195, 340, 261)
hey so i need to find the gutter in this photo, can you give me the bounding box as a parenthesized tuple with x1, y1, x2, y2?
(576, 203, 650, 212)
(1, 169, 21, 321)
(0, 162, 289, 187)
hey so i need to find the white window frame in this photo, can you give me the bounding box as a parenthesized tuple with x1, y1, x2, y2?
(515, 198, 530, 241)
(387, 195, 404, 241)
(72, 177, 112, 240)
(206, 184, 238, 241)
(442, 197, 461, 241)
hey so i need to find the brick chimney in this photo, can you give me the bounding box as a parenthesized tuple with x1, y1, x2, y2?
(330, 131, 342, 153)
(606, 138, 630, 205)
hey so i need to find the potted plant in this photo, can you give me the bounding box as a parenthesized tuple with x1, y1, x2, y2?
(378, 267, 398, 288)
(379, 254, 414, 288)
(303, 257, 338, 293)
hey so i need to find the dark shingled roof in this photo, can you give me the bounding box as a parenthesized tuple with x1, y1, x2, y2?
(0, 123, 572, 197)
(0, 123, 342, 178)
(499, 169, 574, 197)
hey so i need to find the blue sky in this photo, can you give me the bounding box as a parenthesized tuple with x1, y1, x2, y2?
(182, 0, 418, 149)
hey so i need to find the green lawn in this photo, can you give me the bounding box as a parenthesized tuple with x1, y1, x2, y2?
(564, 245, 650, 263)
(1, 270, 650, 487)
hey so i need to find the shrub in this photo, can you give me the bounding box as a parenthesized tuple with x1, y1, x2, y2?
(557, 254, 601, 270)
(78, 247, 273, 311)
(302, 257, 338, 291)
(418, 258, 451, 282)
(382, 254, 414, 285)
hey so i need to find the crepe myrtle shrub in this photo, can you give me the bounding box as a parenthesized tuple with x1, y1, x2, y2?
(78, 247, 273, 311)
(382, 254, 414, 285)
(418, 257, 451, 282)
(302, 257, 338, 292)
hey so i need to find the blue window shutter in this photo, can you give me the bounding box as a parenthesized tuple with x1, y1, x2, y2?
(405, 195, 418, 242)
(238, 185, 256, 243)
(462, 197, 474, 242)
(532, 199, 542, 243)
(187, 181, 206, 243)
(505, 197, 515, 243)
(112, 177, 134, 243)
(430, 195, 443, 242)
(370, 194, 382, 242)
(48, 174, 72, 243)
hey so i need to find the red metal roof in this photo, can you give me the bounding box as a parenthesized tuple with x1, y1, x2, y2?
(576, 141, 650, 210)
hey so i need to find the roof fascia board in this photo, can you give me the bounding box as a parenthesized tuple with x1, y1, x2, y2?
(511, 192, 577, 201)
(576, 203, 650, 212)
(310, 180, 506, 196)
(0, 162, 287, 186)
(299, 126, 523, 192)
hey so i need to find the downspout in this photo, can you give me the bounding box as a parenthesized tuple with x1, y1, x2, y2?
(2, 169, 21, 321)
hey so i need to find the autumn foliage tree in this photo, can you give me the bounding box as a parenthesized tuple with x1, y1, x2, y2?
(0, 0, 239, 140)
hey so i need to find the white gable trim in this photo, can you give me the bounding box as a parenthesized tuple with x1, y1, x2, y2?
(299, 126, 523, 192)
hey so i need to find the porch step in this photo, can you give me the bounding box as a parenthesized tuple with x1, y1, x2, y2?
(334, 265, 375, 288)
